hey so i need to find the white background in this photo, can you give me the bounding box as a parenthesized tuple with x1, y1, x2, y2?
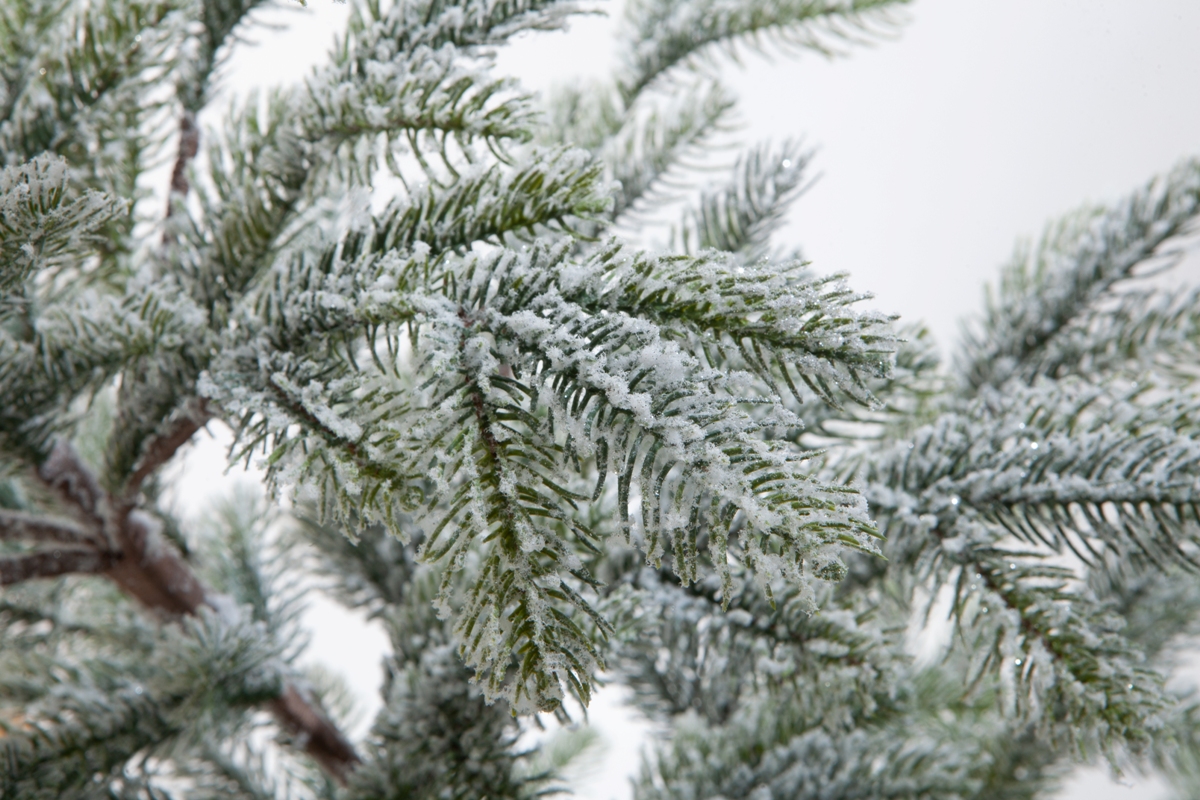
(167, 1, 1200, 798)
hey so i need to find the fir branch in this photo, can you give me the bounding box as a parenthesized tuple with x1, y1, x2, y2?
(362, 145, 612, 253)
(616, 0, 909, 101)
(869, 381, 1200, 574)
(27, 442, 363, 782)
(675, 139, 814, 260)
(959, 157, 1200, 392)
(118, 397, 211, 505)
(1015, 286, 1200, 385)
(560, 243, 897, 408)
(961, 549, 1166, 757)
(346, 568, 555, 800)
(308, 42, 537, 187)
(187, 93, 312, 313)
(601, 80, 737, 221)
(343, 0, 588, 57)
(0, 155, 127, 300)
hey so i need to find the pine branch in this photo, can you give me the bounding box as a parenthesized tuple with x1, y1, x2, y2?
(209, 237, 894, 709)
(601, 80, 737, 221)
(308, 43, 537, 188)
(345, 567, 553, 800)
(957, 548, 1165, 757)
(1014, 287, 1200, 385)
(0, 155, 128, 300)
(343, 0, 588, 56)
(560, 242, 897, 408)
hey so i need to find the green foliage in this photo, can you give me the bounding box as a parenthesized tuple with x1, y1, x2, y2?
(5, 0, 1200, 796)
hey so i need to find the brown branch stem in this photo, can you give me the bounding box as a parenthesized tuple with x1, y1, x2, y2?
(119, 398, 211, 507)
(0, 509, 96, 545)
(166, 110, 200, 217)
(25, 441, 361, 782)
(0, 548, 118, 586)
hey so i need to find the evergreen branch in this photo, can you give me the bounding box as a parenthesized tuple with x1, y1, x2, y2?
(675, 139, 814, 260)
(539, 79, 626, 153)
(558, 243, 897, 408)
(600, 80, 736, 221)
(1086, 552, 1200, 662)
(0, 547, 118, 586)
(196, 488, 310, 663)
(634, 691, 980, 800)
(0, 288, 191, 463)
(38, 440, 107, 526)
(616, 0, 909, 101)
(185, 0, 274, 112)
(609, 565, 903, 726)
(0, 604, 284, 799)
(869, 382, 1200, 574)
(213, 238, 893, 709)
(364, 145, 611, 253)
(292, 513, 421, 617)
(0, 155, 128, 300)
(958, 548, 1166, 756)
(959, 157, 1200, 392)
(0, 684, 182, 799)
(343, 0, 587, 57)
(1015, 287, 1200, 385)
(0, 1, 175, 292)
(165, 109, 201, 220)
(29, 442, 363, 783)
(347, 570, 550, 800)
(308, 42, 537, 186)
(187, 93, 312, 313)
(267, 684, 359, 784)
(119, 398, 210, 504)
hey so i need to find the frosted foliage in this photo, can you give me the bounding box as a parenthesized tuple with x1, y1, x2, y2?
(870, 381, 1200, 569)
(617, 0, 908, 97)
(0, 588, 287, 799)
(598, 80, 737, 221)
(0, 155, 126, 294)
(636, 701, 978, 800)
(204, 234, 894, 709)
(962, 158, 1200, 390)
(14, 0, 1200, 794)
(676, 139, 813, 260)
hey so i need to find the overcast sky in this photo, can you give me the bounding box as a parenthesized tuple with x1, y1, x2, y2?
(170, 2, 1200, 798)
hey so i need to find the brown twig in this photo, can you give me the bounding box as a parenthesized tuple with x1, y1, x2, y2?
(0, 510, 96, 545)
(119, 398, 211, 507)
(269, 684, 362, 784)
(0, 548, 118, 586)
(23, 441, 362, 781)
(166, 111, 200, 218)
